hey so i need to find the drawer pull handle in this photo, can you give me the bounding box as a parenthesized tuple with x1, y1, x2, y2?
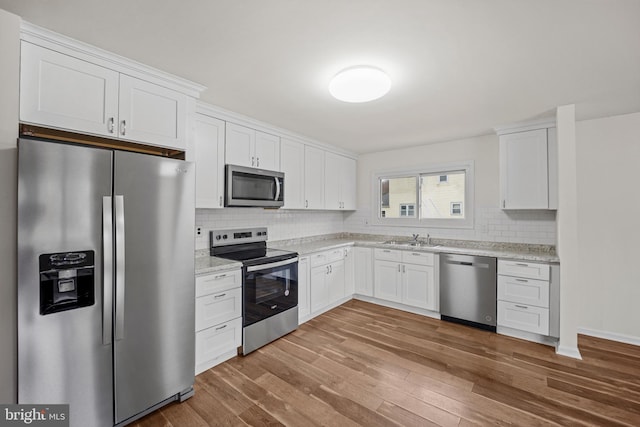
(215, 324, 227, 331)
(515, 305, 528, 309)
(515, 263, 529, 267)
(383, 250, 391, 253)
(214, 274, 227, 279)
(515, 279, 529, 283)
(214, 293, 226, 299)
(412, 253, 421, 256)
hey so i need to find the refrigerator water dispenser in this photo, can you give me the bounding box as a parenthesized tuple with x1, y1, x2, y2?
(39, 250, 95, 315)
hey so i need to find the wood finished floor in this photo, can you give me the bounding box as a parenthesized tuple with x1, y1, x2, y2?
(131, 300, 640, 426)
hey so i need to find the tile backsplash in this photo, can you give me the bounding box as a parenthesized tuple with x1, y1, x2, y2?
(195, 208, 345, 250)
(196, 206, 556, 250)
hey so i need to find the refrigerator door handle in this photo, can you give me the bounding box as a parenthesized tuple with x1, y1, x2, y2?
(115, 195, 126, 341)
(102, 196, 113, 346)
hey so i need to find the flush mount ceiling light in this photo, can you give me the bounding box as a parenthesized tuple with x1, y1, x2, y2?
(329, 66, 391, 103)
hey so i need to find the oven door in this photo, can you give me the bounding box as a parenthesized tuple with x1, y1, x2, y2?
(243, 257, 298, 327)
(226, 164, 284, 207)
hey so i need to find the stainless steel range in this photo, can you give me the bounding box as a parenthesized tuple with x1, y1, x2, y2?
(210, 227, 298, 354)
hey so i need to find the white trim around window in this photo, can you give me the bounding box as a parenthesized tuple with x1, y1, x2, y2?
(371, 161, 475, 229)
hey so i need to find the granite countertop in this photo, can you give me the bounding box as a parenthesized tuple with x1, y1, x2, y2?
(195, 252, 242, 276)
(195, 233, 559, 275)
(269, 233, 559, 263)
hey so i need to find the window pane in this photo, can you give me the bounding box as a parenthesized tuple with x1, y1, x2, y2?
(380, 177, 417, 218)
(420, 171, 465, 219)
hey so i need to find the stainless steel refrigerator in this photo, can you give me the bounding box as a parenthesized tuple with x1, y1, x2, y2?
(17, 138, 196, 426)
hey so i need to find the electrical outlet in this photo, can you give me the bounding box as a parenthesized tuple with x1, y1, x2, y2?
(196, 227, 202, 236)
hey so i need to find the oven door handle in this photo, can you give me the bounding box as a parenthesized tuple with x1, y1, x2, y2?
(246, 257, 298, 272)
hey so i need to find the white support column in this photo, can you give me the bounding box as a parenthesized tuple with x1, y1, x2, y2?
(555, 104, 582, 359)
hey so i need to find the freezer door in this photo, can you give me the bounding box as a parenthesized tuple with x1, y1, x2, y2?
(113, 151, 195, 424)
(18, 138, 114, 427)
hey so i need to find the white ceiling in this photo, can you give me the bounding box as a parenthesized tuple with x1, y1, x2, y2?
(1, 0, 639, 154)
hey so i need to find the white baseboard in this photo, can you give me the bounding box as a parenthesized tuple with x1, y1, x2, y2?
(556, 345, 582, 360)
(577, 327, 640, 347)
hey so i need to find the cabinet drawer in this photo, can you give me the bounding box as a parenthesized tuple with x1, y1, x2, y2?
(498, 260, 550, 280)
(498, 275, 549, 308)
(196, 269, 242, 297)
(374, 248, 402, 262)
(195, 287, 242, 332)
(195, 317, 242, 375)
(497, 301, 549, 335)
(401, 251, 435, 266)
(310, 249, 344, 267)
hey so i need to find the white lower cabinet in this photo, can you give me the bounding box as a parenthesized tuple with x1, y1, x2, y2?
(344, 247, 355, 296)
(353, 247, 373, 296)
(497, 260, 552, 336)
(310, 249, 346, 314)
(373, 249, 437, 311)
(195, 268, 242, 374)
(297, 257, 310, 322)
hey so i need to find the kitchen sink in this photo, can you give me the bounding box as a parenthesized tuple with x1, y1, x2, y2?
(381, 240, 440, 248)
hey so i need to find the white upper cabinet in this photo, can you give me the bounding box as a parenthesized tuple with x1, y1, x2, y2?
(280, 138, 306, 209)
(20, 41, 192, 150)
(304, 145, 325, 209)
(498, 123, 558, 210)
(324, 152, 356, 211)
(194, 113, 225, 209)
(118, 74, 188, 149)
(20, 42, 119, 138)
(225, 122, 280, 171)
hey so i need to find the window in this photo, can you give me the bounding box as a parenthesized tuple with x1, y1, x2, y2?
(399, 203, 415, 217)
(450, 202, 462, 216)
(373, 161, 474, 228)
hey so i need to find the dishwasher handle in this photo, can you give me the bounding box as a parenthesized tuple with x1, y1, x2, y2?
(444, 260, 491, 269)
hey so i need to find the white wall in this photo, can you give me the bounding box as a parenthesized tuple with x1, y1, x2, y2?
(0, 8, 20, 404)
(195, 208, 345, 250)
(344, 134, 557, 244)
(576, 111, 640, 342)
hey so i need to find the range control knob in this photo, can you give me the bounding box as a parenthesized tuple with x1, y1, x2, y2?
(222, 234, 228, 240)
(215, 235, 221, 240)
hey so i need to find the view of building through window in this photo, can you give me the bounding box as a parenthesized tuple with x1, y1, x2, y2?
(379, 171, 465, 220)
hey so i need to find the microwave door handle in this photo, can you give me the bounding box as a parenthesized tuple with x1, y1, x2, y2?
(274, 176, 281, 201)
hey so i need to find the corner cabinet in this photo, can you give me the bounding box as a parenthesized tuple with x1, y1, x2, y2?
(20, 41, 193, 150)
(194, 113, 225, 208)
(324, 152, 357, 210)
(498, 123, 558, 210)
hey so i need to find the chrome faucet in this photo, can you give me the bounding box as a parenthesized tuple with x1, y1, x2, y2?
(426, 234, 431, 245)
(412, 233, 419, 242)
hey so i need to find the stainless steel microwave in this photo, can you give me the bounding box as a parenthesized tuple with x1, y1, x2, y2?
(225, 164, 284, 207)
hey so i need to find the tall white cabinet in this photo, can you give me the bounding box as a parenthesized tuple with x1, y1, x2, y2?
(304, 145, 325, 209)
(280, 138, 306, 209)
(194, 113, 226, 208)
(324, 152, 357, 210)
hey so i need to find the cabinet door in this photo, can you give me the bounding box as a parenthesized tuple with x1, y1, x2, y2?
(402, 264, 436, 310)
(324, 152, 342, 210)
(374, 260, 401, 303)
(118, 74, 188, 149)
(255, 131, 280, 171)
(341, 156, 357, 210)
(304, 146, 325, 209)
(194, 114, 225, 208)
(226, 122, 255, 167)
(298, 257, 310, 322)
(328, 260, 346, 304)
(344, 247, 355, 296)
(20, 42, 119, 138)
(354, 247, 373, 296)
(500, 129, 549, 209)
(195, 287, 242, 332)
(195, 317, 242, 375)
(310, 265, 329, 312)
(280, 138, 306, 209)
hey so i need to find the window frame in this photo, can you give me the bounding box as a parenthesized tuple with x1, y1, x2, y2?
(372, 161, 474, 229)
(399, 203, 416, 217)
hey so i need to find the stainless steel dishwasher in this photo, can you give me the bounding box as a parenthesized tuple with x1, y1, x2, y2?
(439, 253, 497, 331)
